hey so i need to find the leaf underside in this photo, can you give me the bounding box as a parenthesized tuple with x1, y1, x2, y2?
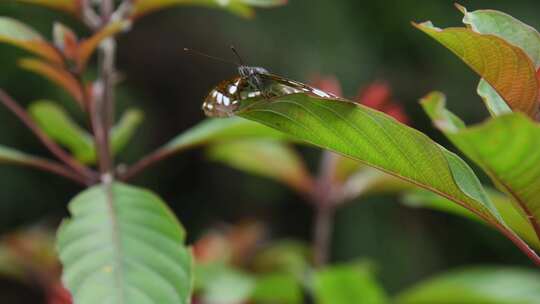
(57, 183, 193, 304)
(232, 93, 538, 253)
(415, 22, 539, 118)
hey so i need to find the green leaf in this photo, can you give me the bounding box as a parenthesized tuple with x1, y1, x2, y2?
(252, 272, 303, 304)
(159, 117, 286, 157)
(477, 79, 512, 116)
(111, 109, 144, 156)
(207, 139, 313, 194)
(195, 262, 254, 303)
(414, 21, 539, 118)
(235, 94, 524, 248)
(421, 92, 540, 247)
(456, 5, 540, 117)
(0, 17, 63, 64)
(458, 4, 540, 67)
(313, 262, 387, 304)
(28, 100, 95, 163)
(57, 182, 193, 304)
(403, 189, 540, 250)
(29, 102, 143, 164)
(252, 240, 310, 280)
(0, 145, 36, 165)
(396, 267, 540, 304)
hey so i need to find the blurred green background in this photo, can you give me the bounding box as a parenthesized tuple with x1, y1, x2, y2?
(0, 0, 539, 301)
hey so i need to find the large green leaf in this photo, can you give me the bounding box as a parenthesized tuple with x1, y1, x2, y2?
(456, 5, 540, 117)
(414, 21, 539, 118)
(404, 189, 540, 250)
(421, 92, 540, 246)
(312, 262, 387, 304)
(0, 17, 63, 64)
(233, 93, 530, 250)
(207, 139, 313, 194)
(395, 267, 540, 304)
(57, 183, 193, 304)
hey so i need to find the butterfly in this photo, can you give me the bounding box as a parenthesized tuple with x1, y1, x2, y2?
(187, 47, 338, 118)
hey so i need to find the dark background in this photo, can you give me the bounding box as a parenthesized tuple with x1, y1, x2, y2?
(0, 0, 539, 299)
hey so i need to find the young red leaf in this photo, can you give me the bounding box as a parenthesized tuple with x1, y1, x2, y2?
(53, 23, 78, 62)
(19, 58, 84, 106)
(415, 22, 539, 118)
(77, 20, 131, 70)
(0, 17, 63, 64)
(15, 0, 80, 15)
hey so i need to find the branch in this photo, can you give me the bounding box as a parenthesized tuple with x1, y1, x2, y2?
(23, 157, 89, 185)
(80, 0, 101, 30)
(101, 0, 115, 23)
(0, 89, 97, 184)
(90, 0, 117, 178)
(312, 151, 339, 267)
(119, 148, 173, 181)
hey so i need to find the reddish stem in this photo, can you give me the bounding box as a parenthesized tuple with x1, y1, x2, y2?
(312, 151, 339, 267)
(0, 89, 97, 184)
(119, 148, 173, 181)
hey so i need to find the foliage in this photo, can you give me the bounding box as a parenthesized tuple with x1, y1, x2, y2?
(0, 1, 539, 303)
(0, 0, 286, 303)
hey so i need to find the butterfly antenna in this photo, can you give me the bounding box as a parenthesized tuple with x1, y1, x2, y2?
(230, 45, 246, 66)
(183, 48, 237, 66)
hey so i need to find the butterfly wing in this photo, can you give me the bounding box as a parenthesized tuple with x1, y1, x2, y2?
(260, 73, 339, 99)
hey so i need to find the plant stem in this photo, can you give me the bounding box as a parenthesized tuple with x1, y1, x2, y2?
(0, 89, 97, 184)
(119, 148, 173, 181)
(24, 157, 89, 185)
(101, 0, 114, 22)
(80, 0, 100, 29)
(88, 0, 117, 179)
(313, 203, 335, 267)
(312, 151, 339, 267)
(91, 38, 116, 177)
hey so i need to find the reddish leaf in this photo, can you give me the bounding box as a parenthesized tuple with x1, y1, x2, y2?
(53, 23, 78, 62)
(0, 17, 63, 64)
(77, 20, 131, 70)
(415, 22, 539, 118)
(357, 81, 409, 124)
(19, 58, 84, 106)
(15, 0, 80, 15)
